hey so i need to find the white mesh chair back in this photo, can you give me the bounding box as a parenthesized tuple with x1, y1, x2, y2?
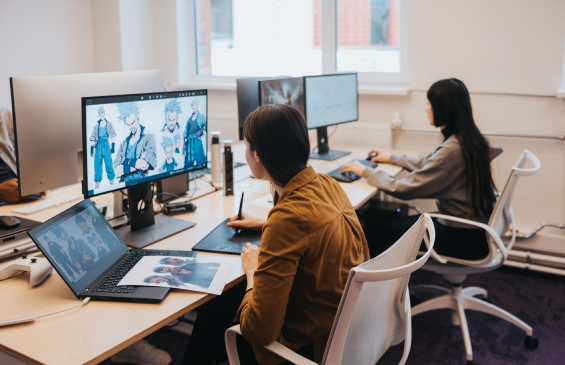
(422, 149, 542, 268)
(322, 214, 435, 365)
(487, 149, 540, 253)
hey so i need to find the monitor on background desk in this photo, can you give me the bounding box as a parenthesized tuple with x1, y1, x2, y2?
(305, 73, 358, 160)
(82, 90, 208, 248)
(236, 76, 283, 140)
(259, 77, 305, 118)
(10, 70, 165, 196)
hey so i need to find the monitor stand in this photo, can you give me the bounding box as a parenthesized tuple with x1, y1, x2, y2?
(309, 126, 350, 161)
(115, 182, 196, 249)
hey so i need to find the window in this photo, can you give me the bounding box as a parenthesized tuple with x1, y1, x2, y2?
(187, 0, 408, 83)
(195, 0, 321, 77)
(335, 0, 401, 74)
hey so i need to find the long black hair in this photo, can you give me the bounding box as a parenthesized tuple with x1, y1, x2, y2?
(243, 104, 310, 203)
(427, 78, 496, 217)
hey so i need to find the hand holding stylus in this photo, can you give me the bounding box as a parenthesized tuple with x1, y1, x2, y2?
(227, 212, 266, 232)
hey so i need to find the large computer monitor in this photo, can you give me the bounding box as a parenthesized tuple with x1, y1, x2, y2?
(82, 90, 208, 247)
(259, 77, 305, 118)
(10, 70, 165, 196)
(305, 73, 358, 160)
(236, 76, 281, 140)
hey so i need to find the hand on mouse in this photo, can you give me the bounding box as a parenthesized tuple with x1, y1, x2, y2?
(368, 149, 391, 163)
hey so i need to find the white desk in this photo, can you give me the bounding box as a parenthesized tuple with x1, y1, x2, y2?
(0, 144, 418, 365)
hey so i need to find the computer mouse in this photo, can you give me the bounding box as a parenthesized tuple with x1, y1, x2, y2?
(366, 153, 378, 161)
(0, 216, 20, 229)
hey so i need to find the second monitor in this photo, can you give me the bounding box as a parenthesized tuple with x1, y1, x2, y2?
(305, 73, 358, 160)
(82, 90, 208, 248)
(258, 73, 358, 161)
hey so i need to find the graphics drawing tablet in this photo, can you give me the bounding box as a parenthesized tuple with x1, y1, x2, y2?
(192, 218, 261, 255)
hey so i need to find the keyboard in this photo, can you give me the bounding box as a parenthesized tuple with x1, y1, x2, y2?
(92, 250, 173, 294)
(326, 160, 378, 183)
(12, 194, 82, 214)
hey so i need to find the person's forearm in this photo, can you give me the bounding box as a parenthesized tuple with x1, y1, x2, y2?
(246, 271, 254, 290)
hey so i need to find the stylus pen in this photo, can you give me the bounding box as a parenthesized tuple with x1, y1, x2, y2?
(236, 192, 244, 234)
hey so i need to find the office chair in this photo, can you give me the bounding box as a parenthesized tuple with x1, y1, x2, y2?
(410, 149, 541, 365)
(225, 214, 436, 365)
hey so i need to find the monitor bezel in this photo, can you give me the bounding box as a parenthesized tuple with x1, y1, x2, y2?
(81, 89, 208, 199)
(303, 73, 359, 130)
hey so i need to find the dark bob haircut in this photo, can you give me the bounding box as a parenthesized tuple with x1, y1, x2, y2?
(243, 104, 310, 188)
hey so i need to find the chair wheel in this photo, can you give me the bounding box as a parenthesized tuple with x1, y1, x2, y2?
(524, 336, 539, 349)
(467, 360, 478, 365)
(481, 296, 491, 304)
(409, 294, 421, 307)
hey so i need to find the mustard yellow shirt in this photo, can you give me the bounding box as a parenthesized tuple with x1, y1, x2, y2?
(235, 166, 369, 364)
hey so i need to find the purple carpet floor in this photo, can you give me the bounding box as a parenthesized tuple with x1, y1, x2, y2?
(99, 266, 565, 365)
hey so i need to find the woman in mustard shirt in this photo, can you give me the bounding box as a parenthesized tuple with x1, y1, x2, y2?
(182, 104, 369, 365)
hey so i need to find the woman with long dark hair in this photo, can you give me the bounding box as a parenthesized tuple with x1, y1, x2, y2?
(182, 104, 369, 365)
(341, 78, 502, 260)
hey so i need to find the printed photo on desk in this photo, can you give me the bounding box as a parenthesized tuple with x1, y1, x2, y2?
(118, 256, 233, 295)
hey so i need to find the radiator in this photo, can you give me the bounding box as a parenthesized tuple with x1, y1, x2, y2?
(325, 121, 393, 148)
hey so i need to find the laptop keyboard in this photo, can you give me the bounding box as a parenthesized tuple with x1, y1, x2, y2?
(326, 160, 378, 183)
(91, 251, 172, 294)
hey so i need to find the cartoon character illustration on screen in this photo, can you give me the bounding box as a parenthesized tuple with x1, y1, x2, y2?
(159, 257, 184, 266)
(183, 98, 207, 168)
(173, 132, 182, 154)
(159, 135, 178, 173)
(143, 275, 185, 288)
(162, 98, 182, 134)
(86, 209, 121, 251)
(44, 235, 80, 278)
(113, 102, 157, 183)
(52, 226, 95, 272)
(89, 106, 117, 189)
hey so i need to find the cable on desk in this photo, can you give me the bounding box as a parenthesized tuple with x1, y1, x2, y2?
(198, 174, 218, 191)
(36, 297, 91, 320)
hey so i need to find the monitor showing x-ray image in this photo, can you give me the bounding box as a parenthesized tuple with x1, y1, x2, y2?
(259, 77, 305, 118)
(82, 90, 208, 198)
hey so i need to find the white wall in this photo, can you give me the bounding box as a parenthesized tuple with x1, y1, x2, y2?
(409, 0, 565, 96)
(91, 0, 123, 72)
(119, 0, 157, 71)
(0, 0, 95, 110)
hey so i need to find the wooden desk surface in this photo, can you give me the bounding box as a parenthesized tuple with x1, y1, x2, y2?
(0, 144, 418, 365)
(0, 189, 271, 365)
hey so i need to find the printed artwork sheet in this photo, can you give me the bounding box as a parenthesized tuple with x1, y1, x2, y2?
(118, 256, 233, 295)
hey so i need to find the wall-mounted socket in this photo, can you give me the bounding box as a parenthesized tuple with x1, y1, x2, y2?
(393, 112, 402, 128)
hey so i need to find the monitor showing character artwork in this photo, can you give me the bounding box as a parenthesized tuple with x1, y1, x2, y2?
(82, 90, 208, 198)
(259, 77, 305, 118)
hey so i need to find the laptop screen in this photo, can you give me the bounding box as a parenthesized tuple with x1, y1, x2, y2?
(29, 200, 128, 297)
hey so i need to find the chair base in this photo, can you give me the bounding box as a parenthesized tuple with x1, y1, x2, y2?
(410, 284, 535, 362)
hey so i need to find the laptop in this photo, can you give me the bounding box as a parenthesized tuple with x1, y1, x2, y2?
(192, 218, 261, 255)
(28, 199, 197, 303)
